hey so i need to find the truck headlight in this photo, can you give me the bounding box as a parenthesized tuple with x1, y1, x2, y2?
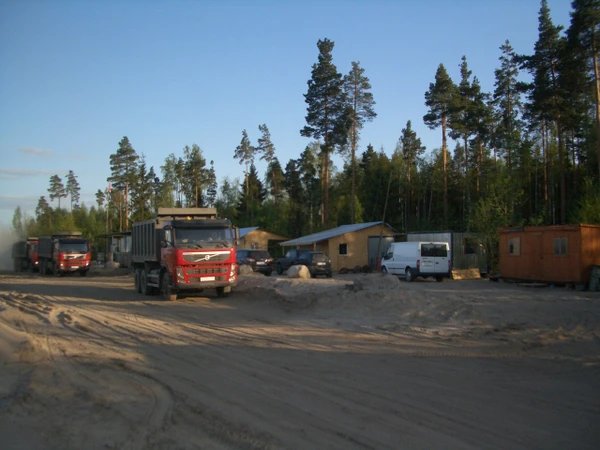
(176, 267, 185, 281)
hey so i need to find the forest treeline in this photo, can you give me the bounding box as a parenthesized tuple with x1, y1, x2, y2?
(11, 0, 600, 264)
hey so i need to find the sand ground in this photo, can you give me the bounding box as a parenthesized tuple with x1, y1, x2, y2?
(1, 269, 599, 449)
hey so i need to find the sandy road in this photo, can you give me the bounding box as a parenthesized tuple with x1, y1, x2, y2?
(1, 271, 599, 449)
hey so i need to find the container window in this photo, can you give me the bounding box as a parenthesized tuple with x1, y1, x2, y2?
(509, 237, 520, 255)
(339, 243, 348, 256)
(463, 238, 476, 255)
(554, 237, 567, 255)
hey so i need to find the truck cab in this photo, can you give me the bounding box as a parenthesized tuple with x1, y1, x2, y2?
(132, 208, 239, 301)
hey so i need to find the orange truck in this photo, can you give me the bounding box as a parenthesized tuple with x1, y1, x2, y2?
(11, 237, 38, 272)
(131, 208, 239, 301)
(38, 231, 92, 276)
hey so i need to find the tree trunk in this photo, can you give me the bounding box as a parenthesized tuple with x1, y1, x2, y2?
(441, 115, 448, 228)
(593, 39, 600, 179)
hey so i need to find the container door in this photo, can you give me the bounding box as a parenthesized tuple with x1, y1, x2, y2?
(529, 232, 543, 280)
(420, 244, 436, 274)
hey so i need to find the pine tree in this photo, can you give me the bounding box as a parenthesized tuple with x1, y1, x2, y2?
(236, 164, 265, 226)
(424, 63, 456, 227)
(205, 161, 218, 208)
(568, 0, 600, 178)
(183, 144, 208, 207)
(301, 38, 350, 227)
(283, 159, 304, 237)
(12, 207, 24, 238)
(256, 124, 283, 207)
(399, 120, 426, 225)
(35, 196, 52, 228)
(342, 61, 377, 223)
(493, 40, 525, 171)
(65, 170, 81, 211)
(234, 130, 256, 198)
(107, 136, 139, 230)
(48, 174, 67, 209)
(520, 0, 567, 223)
(160, 153, 179, 207)
(95, 189, 105, 209)
(130, 155, 155, 221)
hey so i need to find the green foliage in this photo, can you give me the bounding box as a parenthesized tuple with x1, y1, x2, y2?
(572, 177, 600, 224)
(65, 170, 81, 211)
(12, 207, 24, 238)
(48, 174, 67, 209)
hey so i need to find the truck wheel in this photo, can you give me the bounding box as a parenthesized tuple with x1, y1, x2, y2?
(216, 287, 229, 298)
(405, 267, 414, 282)
(134, 269, 142, 293)
(80, 270, 88, 277)
(276, 264, 283, 275)
(161, 272, 177, 301)
(141, 270, 152, 295)
(53, 263, 61, 277)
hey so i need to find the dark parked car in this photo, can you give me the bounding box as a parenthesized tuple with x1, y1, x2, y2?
(276, 250, 332, 278)
(236, 249, 274, 276)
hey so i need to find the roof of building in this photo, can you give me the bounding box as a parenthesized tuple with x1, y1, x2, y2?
(239, 227, 259, 238)
(280, 221, 396, 247)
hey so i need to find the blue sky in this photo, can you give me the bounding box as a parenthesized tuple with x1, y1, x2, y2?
(0, 0, 573, 227)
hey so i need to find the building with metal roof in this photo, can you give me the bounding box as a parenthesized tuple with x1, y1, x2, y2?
(280, 221, 398, 272)
(238, 227, 289, 258)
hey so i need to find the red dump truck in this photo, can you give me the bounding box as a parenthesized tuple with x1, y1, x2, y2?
(12, 237, 39, 272)
(131, 208, 239, 301)
(38, 231, 92, 276)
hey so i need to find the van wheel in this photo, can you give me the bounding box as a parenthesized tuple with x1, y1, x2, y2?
(405, 268, 414, 282)
(276, 264, 283, 275)
(436, 276, 443, 282)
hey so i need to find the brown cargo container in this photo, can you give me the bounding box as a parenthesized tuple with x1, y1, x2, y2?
(498, 224, 600, 285)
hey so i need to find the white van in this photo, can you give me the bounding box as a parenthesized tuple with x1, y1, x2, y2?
(380, 241, 451, 282)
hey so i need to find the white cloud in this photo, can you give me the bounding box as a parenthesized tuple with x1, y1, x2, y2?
(0, 168, 55, 179)
(19, 146, 53, 156)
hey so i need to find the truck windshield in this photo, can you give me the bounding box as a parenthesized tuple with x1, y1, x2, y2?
(174, 228, 233, 248)
(59, 240, 89, 252)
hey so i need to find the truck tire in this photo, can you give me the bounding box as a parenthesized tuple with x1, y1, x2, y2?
(405, 267, 414, 282)
(161, 272, 177, 301)
(216, 286, 230, 298)
(134, 269, 142, 293)
(80, 270, 88, 277)
(53, 263, 61, 277)
(141, 270, 152, 295)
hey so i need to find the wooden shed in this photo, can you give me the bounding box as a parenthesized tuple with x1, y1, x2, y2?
(238, 227, 289, 258)
(498, 224, 600, 284)
(406, 230, 488, 276)
(280, 222, 398, 272)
